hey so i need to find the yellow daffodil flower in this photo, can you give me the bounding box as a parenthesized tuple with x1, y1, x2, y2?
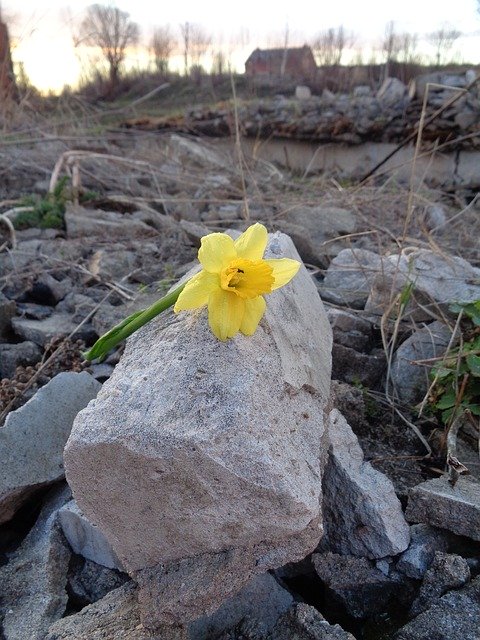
(174, 223, 300, 341)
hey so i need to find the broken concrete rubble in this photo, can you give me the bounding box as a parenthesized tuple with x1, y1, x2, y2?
(64, 232, 333, 628)
(0, 371, 100, 524)
(0, 485, 72, 640)
(405, 476, 480, 542)
(320, 410, 410, 559)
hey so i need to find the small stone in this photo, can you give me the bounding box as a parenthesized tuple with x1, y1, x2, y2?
(0, 341, 42, 379)
(67, 556, 129, 607)
(0, 372, 101, 524)
(271, 602, 356, 639)
(321, 410, 410, 559)
(0, 292, 16, 341)
(33, 273, 72, 305)
(410, 552, 470, 616)
(327, 308, 372, 351)
(396, 524, 450, 579)
(12, 313, 97, 346)
(58, 500, 124, 570)
(390, 321, 453, 404)
(65, 204, 156, 239)
(405, 476, 480, 542)
(313, 552, 409, 619)
(331, 343, 386, 386)
(320, 248, 384, 309)
(44, 582, 155, 640)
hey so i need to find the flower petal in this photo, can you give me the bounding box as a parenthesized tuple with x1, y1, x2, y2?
(264, 258, 301, 290)
(198, 233, 237, 273)
(208, 289, 245, 341)
(234, 223, 268, 261)
(240, 296, 266, 336)
(174, 271, 219, 311)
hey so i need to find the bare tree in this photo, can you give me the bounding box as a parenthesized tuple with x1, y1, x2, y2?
(428, 26, 461, 67)
(396, 32, 420, 64)
(150, 25, 175, 74)
(77, 4, 140, 89)
(382, 21, 402, 66)
(312, 26, 348, 66)
(190, 24, 212, 69)
(179, 22, 190, 75)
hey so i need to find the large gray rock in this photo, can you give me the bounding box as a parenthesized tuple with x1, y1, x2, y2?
(64, 232, 333, 628)
(405, 476, 480, 542)
(0, 485, 72, 640)
(390, 321, 453, 404)
(0, 372, 100, 524)
(58, 500, 124, 570)
(395, 575, 480, 640)
(321, 410, 410, 558)
(365, 250, 480, 321)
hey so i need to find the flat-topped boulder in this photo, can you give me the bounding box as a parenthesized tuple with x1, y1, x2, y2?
(64, 232, 333, 628)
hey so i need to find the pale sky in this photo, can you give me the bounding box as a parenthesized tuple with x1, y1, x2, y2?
(4, 0, 480, 92)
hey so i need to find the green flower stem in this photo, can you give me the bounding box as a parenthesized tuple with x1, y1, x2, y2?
(84, 282, 186, 362)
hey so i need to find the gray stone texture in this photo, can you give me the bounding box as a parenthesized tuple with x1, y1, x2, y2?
(59, 499, 124, 570)
(365, 250, 480, 321)
(321, 410, 410, 559)
(0, 485, 72, 640)
(313, 552, 410, 619)
(0, 340, 42, 379)
(0, 371, 100, 524)
(395, 576, 480, 640)
(396, 524, 450, 579)
(64, 232, 333, 627)
(12, 313, 97, 346)
(405, 476, 480, 542)
(320, 248, 385, 309)
(410, 551, 471, 616)
(270, 603, 357, 640)
(390, 321, 453, 404)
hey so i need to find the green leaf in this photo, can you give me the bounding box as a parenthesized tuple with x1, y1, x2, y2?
(435, 390, 457, 409)
(466, 354, 480, 377)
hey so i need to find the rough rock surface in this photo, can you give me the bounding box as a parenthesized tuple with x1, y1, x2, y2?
(320, 248, 384, 308)
(312, 552, 410, 619)
(0, 340, 42, 378)
(365, 250, 480, 321)
(59, 499, 124, 570)
(405, 476, 480, 542)
(410, 552, 471, 616)
(0, 371, 100, 524)
(67, 555, 129, 607)
(270, 603, 356, 640)
(44, 583, 158, 640)
(390, 321, 453, 403)
(395, 575, 480, 640)
(0, 485, 72, 640)
(64, 232, 333, 627)
(320, 410, 410, 558)
(396, 524, 450, 579)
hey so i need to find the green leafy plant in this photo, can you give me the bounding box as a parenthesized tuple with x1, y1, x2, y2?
(14, 178, 99, 230)
(15, 176, 71, 229)
(429, 301, 480, 426)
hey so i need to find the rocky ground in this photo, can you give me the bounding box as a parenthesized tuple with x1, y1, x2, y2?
(0, 122, 479, 640)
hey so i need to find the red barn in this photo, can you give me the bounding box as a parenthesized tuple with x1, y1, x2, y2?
(245, 46, 317, 81)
